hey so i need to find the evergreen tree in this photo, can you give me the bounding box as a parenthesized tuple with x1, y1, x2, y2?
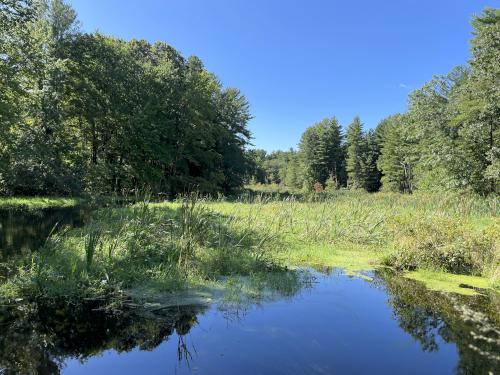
(346, 116, 365, 189)
(361, 130, 382, 192)
(377, 115, 417, 193)
(299, 117, 344, 189)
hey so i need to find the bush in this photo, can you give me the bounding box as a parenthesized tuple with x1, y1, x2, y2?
(386, 216, 499, 275)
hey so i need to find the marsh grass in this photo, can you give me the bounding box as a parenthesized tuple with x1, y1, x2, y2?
(0, 191, 498, 303)
(0, 194, 289, 303)
(207, 190, 499, 291)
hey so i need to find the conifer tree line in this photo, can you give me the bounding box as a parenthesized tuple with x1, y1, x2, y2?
(0, 0, 253, 196)
(248, 8, 499, 195)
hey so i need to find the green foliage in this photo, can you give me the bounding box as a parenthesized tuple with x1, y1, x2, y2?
(377, 114, 417, 193)
(245, 8, 498, 197)
(387, 216, 499, 276)
(245, 149, 303, 189)
(346, 117, 382, 192)
(376, 9, 499, 195)
(0, 0, 252, 196)
(299, 117, 345, 190)
(362, 130, 382, 192)
(1, 191, 498, 304)
(346, 116, 364, 188)
(0, 196, 81, 209)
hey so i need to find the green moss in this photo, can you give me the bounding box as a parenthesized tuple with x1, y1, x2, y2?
(405, 269, 492, 296)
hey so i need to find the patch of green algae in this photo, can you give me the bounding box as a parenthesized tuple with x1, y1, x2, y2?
(405, 269, 493, 296)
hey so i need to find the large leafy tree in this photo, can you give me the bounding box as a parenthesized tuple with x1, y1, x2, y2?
(0, 0, 254, 196)
(451, 8, 500, 194)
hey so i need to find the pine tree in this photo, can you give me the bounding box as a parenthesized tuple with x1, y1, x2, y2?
(299, 117, 344, 189)
(377, 115, 417, 193)
(346, 116, 365, 189)
(361, 130, 382, 192)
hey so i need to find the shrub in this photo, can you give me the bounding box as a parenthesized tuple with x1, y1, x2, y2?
(386, 216, 499, 275)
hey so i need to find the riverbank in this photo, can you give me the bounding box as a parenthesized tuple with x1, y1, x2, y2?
(0, 196, 84, 210)
(0, 195, 139, 210)
(0, 192, 498, 305)
(210, 192, 499, 294)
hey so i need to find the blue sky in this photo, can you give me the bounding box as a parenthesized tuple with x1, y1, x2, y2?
(68, 0, 496, 151)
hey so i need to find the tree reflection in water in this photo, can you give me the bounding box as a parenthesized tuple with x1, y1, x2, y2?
(376, 269, 499, 374)
(0, 270, 498, 374)
(0, 300, 205, 374)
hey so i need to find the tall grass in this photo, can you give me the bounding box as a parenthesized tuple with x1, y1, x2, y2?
(0, 197, 82, 210)
(84, 224, 103, 270)
(0, 191, 498, 304)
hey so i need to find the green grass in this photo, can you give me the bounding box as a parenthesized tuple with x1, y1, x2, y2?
(0, 196, 83, 209)
(0, 191, 498, 303)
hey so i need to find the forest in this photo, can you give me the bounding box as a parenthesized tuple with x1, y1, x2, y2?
(1, 0, 252, 196)
(1, 1, 498, 198)
(0, 1, 499, 373)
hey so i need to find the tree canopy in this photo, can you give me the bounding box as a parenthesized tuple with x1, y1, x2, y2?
(0, 0, 253, 196)
(2, 3, 498, 196)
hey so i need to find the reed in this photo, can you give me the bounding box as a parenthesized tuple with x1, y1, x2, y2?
(0, 191, 497, 304)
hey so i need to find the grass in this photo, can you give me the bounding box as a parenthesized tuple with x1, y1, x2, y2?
(0, 190, 498, 304)
(0, 196, 83, 209)
(206, 190, 499, 293)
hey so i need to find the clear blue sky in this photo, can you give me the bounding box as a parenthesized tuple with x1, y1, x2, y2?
(68, 0, 496, 152)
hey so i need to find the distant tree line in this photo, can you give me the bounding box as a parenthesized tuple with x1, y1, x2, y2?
(247, 8, 499, 195)
(0, 0, 253, 196)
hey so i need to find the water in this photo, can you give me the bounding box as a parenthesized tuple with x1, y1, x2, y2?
(0, 206, 88, 259)
(0, 209, 498, 374)
(0, 270, 498, 375)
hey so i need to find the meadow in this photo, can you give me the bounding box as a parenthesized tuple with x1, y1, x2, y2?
(0, 190, 498, 305)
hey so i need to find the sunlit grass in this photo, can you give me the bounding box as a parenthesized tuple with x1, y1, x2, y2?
(0, 196, 82, 209)
(0, 191, 498, 302)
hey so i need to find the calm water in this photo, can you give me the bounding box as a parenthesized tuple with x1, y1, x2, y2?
(0, 209, 498, 374)
(0, 206, 88, 259)
(0, 270, 497, 374)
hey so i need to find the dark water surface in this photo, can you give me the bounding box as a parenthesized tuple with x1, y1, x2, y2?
(0, 209, 498, 374)
(0, 206, 88, 259)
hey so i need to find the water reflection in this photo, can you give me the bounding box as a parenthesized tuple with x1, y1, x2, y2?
(0, 207, 88, 259)
(377, 269, 500, 374)
(0, 270, 498, 374)
(0, 300, 205, 374)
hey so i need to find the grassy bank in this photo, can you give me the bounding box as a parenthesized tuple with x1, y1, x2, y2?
(0, 195, 138, 210)
(0, 192, 498, 304)
(0, 196, 84, 210)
